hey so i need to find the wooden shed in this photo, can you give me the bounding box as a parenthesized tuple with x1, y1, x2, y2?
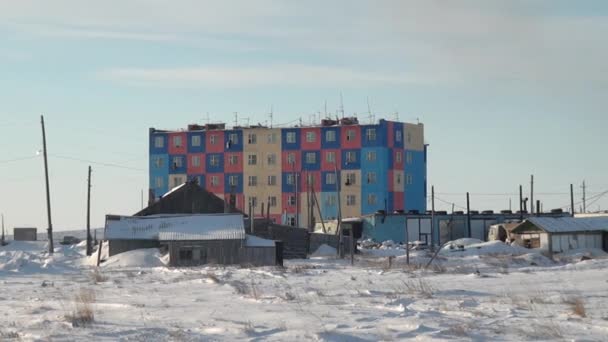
(511, 216, 608, 256)
(13, 227, 37, 241)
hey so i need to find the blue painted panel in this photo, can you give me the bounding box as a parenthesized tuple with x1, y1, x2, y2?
(281, 172, 297, 193)
(361, 147, 389, 191)
(361, 191, 388, 215)
(168, 154, 187, 174)
(224, 173, 243, 193)
(281, 128, 301, 150)
(302, 150, 320, 171)
(321, 171, 338, 192)
(361, 215, 406, 243)
(149, 153, 169, 197)
(149, 131, 168, 154)
(341, 149, 361, 169)
(360, 124, 386, 147)
(320, 127, 341, 149)
(393, 122, 404, 148)
(405, 150, 426, 212)
(187, 131, 205, 153)
(205, 153, 225, 173)
(224, 130, 243, 152)
(319, 192, 339, 220)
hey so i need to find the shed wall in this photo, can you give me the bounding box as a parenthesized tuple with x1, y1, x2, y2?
(168, 239, 276, 266)
(108, 240, 160, 256)
(14, 228, 37, 241)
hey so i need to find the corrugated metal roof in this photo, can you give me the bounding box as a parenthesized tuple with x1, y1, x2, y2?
(105, 213, 245, 241)
(523, 216, 608, 233)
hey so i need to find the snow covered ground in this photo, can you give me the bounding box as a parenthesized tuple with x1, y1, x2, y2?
(1, 240, 608, 341)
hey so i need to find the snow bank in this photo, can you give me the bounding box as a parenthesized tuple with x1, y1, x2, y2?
(311, 244, 337, 257)
(441, 240, 530, 256)
(100, 248, 167, 268)
(448, 238, 483, 247)
(555, 248, 608, 263)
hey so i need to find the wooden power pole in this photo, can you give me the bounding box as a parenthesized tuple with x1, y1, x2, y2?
(41, 115, 54, 254)
(86, 166, 92, 256)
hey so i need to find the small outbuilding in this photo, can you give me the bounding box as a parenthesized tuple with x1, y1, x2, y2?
(511, 216, 608, 255)
(105, 213, 278, 267)
(13, 227, 37, 241)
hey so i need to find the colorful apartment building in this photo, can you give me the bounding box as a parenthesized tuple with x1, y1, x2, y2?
(149, 118, 427, 227)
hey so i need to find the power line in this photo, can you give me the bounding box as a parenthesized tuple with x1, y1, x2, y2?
(49, 154, 145, 172)
(0, 156, 39, 165)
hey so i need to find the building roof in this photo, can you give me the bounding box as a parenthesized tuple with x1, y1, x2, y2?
(512, 216, 608, 234)
(105, 213, 245, 241)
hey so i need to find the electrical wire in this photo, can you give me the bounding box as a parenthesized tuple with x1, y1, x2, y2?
(0, 156, 39, 165)
(49, 154, 145, 172)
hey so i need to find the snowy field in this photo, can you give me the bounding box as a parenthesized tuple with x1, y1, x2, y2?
(1, 240, 608, 341)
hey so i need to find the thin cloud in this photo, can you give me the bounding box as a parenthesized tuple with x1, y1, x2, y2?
(96, 64, 437, 88)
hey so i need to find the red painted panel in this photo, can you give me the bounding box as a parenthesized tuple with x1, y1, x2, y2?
(281, 193, 297, 214)
(388, 170, 395, 192)
(269, 214, 282, 224)
(224, 152, 243, 173)
(340, 125, 361, 149)
(320, 149, 342, 171)
(300, 170, 322, 192)
(187, 153, 205, 174)
(168, 132, 187, 154)
(205, 173, 224, 194)
(387, 122, 394, 148)
(206, 131, 225, 153)
(300, 127, 321, 150)
(393, 149, 404, 170)
(393, 191, 404, 211)
(281, 151, 301, 172)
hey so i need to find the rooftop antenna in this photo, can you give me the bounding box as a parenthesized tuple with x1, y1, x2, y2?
(394, 111, 399, 122)
(204, 112, 210, 124)
(367, 97, 374, 124)
(233, 112, 239, 128)
(324, 100, 328, 118)
(299, 117, 303, 127)
(339, 92, 345, 118)
(269, 105, 274, 128)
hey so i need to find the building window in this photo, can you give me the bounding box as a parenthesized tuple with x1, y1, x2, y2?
(325, 195, 336, 206)
(396, 130, 402, 142)
(173, 136, 182, 148)
(287, 152, 296, 165)
(367, 194, 377, 205)
(229, 133, 239, 145)
(154, 157, 163, 168)
(325, 173, 336, 185)
(210, 176, 219, 186)
(346, 195, 356, 206)
(288, 195, 296, 206)
(172, 156, 183, 168)
(305, 152, 316, 164)
(366, 151, 376, 161)
(155, 177, 163, 188)
(306, 174, 316, 186)
(345, 172, 356, 185)
(406, 173, 413, 185)
(325, 130, 336, 142)
(191, 135, 201, 147)
(172, 176, 183, 188)
(229, 154, 238, 165)
(229, 175, 239, 186)
(366, 128, 376, 141)
(209, 155, 219, 167)
(346, 151, 356, 163)
(267, 133, 277, 143)
(346, 129, 356, 141)
(306, 131, 316, 143)
(268, 175, 277, 186)
(247, 133, 257, 144)
(248, 154, 257, 165)
(209, 134, 218, 145)
(248, 176, 258, 186)
(248, 196, 258, 208)
(288, 216, 296, 226)
(326, 151, 336, 163)
(407, 131, 412, 143)
(367, 172, 377, 184)
(286, 174, 295, 185)
(406, 151, 412, 164)
(286, 132, 296, 143)
(154, 136, 164, 148)
(269, 196, 277, 207)
(397, 174, 402, 184)
(267, 153, 276, 166)
(397, 151, 403, 163)
(192, 155, 200, 167)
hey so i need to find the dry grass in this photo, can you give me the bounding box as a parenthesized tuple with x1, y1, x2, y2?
(443, 324, 469, 337)
(65, 288, 95, 327)
(90, 268, 108, 284)
(395, 278, 435, 298)
(564, 296, 586, 317)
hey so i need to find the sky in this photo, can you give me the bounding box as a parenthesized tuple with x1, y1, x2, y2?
(1, 0, 607, 231)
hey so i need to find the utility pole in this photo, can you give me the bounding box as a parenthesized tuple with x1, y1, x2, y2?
(1, 213, 5, 246)
(86, 166, 92, 256)
(519, 185, 523, 221)
(41, 115, 54, 254)
(581, 180, 587, 213)
(570, 184, 575, 217)
(431, 185, 435, 252)
(466, 192, 471, 238)
(530, 174, 534, 215)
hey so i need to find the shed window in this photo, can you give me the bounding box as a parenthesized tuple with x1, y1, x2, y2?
(179, 249, 193, 261)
